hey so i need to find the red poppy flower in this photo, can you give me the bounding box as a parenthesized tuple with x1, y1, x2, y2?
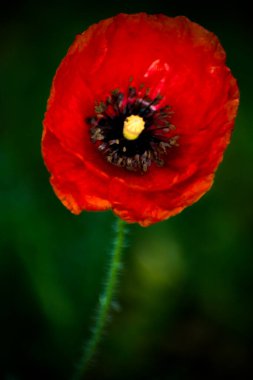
(42, 13, 239, 226)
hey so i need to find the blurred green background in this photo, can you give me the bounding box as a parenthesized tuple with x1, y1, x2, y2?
(1, 1, 252, 379)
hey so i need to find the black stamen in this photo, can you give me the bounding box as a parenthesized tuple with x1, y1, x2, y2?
(87, 83, 178, 173)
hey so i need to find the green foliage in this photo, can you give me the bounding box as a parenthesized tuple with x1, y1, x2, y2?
(0, 1, 252, 379)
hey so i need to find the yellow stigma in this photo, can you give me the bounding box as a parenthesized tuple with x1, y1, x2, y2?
(123, 115, 145, 141)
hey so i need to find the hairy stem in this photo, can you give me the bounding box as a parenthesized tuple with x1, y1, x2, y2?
(72, 217, 127, 379)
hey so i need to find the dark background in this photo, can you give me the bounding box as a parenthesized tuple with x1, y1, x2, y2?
(1, 1, 253, 379)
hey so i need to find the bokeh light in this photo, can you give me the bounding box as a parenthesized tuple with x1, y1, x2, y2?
(1, 1, 252, 379)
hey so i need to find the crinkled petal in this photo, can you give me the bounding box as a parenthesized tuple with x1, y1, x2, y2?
(42, 13, 239, 226)
(42, 127, 111, 213)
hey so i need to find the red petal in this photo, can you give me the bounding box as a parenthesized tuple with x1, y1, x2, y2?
(42, 128, 111, 213)
(42, 13, 239, 225)
(109, 173, 214, 226)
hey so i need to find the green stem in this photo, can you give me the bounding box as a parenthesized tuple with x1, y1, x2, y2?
(72, 217, 127, 379)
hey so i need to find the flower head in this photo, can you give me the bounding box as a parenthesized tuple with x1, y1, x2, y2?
(42, 13, 239, 226)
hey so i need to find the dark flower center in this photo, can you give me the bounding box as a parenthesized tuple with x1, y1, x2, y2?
(87, 84, 178, 173)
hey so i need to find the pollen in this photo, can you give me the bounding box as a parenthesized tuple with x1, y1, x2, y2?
(88, 85, 176, 173)
(123, 115, 145, 140)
